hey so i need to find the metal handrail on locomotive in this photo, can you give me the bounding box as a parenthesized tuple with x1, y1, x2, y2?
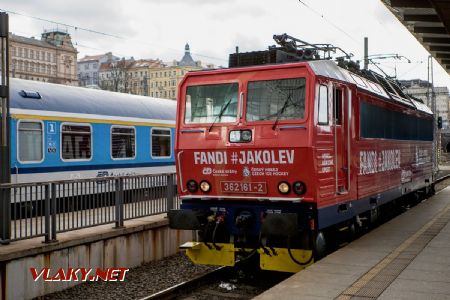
(168, 34, 434, 273)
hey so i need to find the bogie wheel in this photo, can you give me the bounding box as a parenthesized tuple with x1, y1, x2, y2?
(314, 231, 327, 260)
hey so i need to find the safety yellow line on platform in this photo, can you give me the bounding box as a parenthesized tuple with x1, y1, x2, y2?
(336, 195, 450, 300)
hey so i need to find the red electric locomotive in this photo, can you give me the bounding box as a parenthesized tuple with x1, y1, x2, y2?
(169, 34, 434, 273)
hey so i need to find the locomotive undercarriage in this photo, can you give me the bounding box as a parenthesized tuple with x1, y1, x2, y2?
(169, 200, 317, 273)
(169, 185, 434, 273)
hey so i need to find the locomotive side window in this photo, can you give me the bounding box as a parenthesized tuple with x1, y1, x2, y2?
(246, 78, 305, 121)
(18, 121, 43, 162)
(360, 101, 433, 141)
(61, 124, 92, 160)
(185, 83, 238, 124)
(151, 128, 171, 158)
(111, 126, 135, 159)
(318, 85, 329, 125)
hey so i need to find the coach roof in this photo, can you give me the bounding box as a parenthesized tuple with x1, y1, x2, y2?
(10, 78, 176, 122)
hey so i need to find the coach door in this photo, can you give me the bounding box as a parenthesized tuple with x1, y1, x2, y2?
(333, 84, 350, 194)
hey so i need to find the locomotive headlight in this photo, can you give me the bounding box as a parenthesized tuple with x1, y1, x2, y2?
(241, 130, 252, 142)
(278, 182, 290, 194)
(229, 130, 252, 143)
(200, 181, 211, 193)
(187, 180, 198, 193)
(229, 130, 241, 142)
(293, 181, 307, 195)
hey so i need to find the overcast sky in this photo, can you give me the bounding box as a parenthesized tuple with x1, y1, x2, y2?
(2, 0, 450, 88)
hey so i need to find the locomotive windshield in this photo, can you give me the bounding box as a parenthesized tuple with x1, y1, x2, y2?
(246, 77, 306, 121)
(185, 83, 238, 124)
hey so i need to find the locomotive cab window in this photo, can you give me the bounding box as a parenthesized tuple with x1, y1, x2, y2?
(18, 121, 43, 162)
(151, 128, 171, 158)
(185, 83, 238, 124)
(246, 77, 306, 121)
(61, 124, 92, 160)
(318, 85, 329, 125)
(111, 126, 135, 159)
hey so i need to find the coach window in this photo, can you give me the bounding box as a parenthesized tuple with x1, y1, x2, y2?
(18, 121, 43, 162)
(61, 124, 92, 160)
(151, 128, 171, 158)
(318, 85, 329, 125)
(111, 126, 136, 159)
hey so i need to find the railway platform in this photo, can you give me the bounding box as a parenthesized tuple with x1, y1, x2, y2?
(0, 213, 190, 300)
(256, 186, 450, 300)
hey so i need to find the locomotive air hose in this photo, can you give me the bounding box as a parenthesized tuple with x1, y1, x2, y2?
(287, 235, 314, 266)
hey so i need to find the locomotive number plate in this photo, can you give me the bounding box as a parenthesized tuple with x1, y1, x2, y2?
(220, 181, 267, 194)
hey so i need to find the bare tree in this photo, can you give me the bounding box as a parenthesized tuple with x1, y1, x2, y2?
(108, 58, 133, 93)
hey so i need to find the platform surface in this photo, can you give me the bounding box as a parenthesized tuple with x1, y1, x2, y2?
(256, 186, 450, 300)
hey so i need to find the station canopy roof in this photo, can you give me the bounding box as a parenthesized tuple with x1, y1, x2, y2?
(382, 0, 450, 74)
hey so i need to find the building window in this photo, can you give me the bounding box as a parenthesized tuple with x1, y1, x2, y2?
(93, 63, 98, 69)
(111, 126, 135, 159)
(61, 124, 92, 160)
(18, 121, 43, 162)
(151, 128, 171, 158)
(47, 52, 50, 61)
(84, 64, 89, 70)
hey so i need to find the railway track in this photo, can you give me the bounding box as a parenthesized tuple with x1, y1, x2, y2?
(139, 266, 228, 300)
(139, 263, 289, 300)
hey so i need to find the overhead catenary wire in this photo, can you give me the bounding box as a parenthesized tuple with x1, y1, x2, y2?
(297, 0, 360, 46)
(0, 8, 227, 63)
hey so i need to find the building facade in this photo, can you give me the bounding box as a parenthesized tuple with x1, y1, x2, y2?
(148, 44, 202, 100)
(97, 44, 203, 100)
(128, 59, 164, 96)
(9, 30, 78, 85)
(401, 79, 450, 130)
(78, 52, 118, 87)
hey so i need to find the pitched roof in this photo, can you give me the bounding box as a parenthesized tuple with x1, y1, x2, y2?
(10, 33, 55, 49)
(78, 54, 107, 63)
(178, 43, 197, 67)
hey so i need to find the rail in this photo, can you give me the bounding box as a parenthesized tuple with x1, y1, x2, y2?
(0, 173, 178, 244)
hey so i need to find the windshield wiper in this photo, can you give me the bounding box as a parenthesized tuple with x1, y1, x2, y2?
(208, 97, 233, 132)
(272, 94, 292, 130)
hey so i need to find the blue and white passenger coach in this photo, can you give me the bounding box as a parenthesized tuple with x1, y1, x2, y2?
(9, 78, 176, 184)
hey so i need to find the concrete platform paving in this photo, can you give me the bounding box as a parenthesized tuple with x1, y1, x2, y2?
(256, 186, 450, 300)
